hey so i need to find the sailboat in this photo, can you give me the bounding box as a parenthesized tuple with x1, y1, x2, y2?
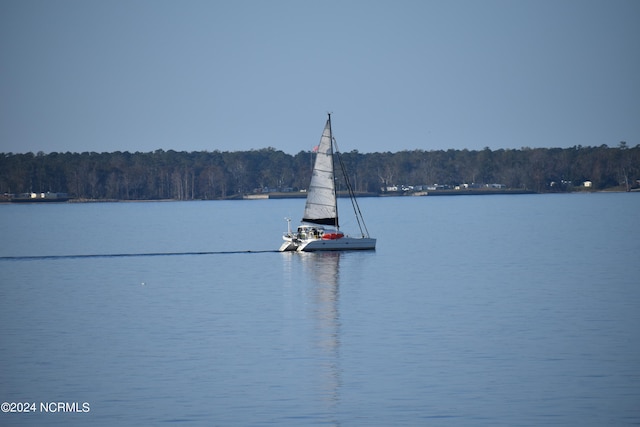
(279, 114, 376, 252)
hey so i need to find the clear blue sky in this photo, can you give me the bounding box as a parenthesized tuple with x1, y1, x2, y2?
(1, 0, 638, 155)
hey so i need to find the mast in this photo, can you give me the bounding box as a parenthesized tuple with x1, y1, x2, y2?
(327, 113, 339, 230)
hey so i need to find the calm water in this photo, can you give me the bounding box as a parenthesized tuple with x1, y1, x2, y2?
(1, 193, 639, 426)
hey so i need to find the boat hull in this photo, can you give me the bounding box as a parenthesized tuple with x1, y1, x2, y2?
(279, 240, 299, 252)
(280, 237, 376, 252)
(300, 237, 376, 251)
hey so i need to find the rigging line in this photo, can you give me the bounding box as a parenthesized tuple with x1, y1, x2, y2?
(0, 250, 280, 261)
(333, 137, 371, 238)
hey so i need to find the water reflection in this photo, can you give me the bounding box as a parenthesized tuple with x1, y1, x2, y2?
(284, 252, 343, 424)
(303, 252, 342, 406)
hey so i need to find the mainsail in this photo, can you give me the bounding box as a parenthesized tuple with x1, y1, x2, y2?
(302, 116, 338, 227)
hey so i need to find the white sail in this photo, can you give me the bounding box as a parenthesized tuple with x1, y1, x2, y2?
(302, 117, 338, 227)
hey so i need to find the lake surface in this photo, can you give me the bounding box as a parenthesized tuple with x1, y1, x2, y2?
(1, 193, 639, 426)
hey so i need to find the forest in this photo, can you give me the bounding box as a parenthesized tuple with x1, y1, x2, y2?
(1, 143, 639, 200)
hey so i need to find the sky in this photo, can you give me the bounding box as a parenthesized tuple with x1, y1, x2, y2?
(1, 0, 639, 155)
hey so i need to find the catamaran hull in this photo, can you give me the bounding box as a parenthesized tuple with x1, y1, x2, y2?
(279, 240, 299, 252)
(280, 237, 376, 252)
(300, 237, 376, 252)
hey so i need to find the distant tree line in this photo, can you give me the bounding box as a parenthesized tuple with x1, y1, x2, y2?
(1, 143, 639, 200)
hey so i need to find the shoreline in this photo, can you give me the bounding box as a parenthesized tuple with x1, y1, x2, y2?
(3, 188, 639, 204)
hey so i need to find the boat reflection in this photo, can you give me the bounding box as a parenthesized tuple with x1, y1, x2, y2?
(285, 251, 343, 423)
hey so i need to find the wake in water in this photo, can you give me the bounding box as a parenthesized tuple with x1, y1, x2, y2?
(0, 250, 279, 261)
